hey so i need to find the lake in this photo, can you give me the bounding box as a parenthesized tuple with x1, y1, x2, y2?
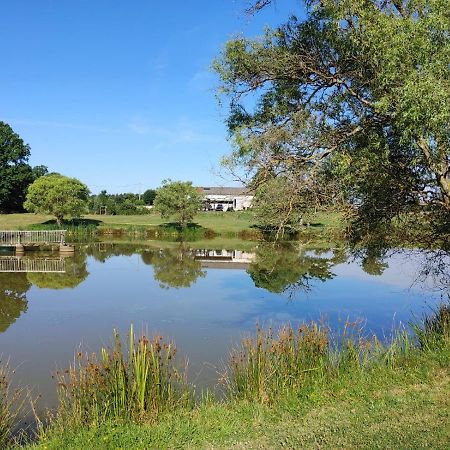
(0, 240, 448, 414)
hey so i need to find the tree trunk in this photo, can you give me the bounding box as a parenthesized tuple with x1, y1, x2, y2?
(416, 137, 450, 209)
(437, 174, 450, 209)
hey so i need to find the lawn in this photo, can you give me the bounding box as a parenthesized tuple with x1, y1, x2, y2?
(0, 211, 345, 237)
(0, 211, 256, 233)
(28, 359, 450, 450)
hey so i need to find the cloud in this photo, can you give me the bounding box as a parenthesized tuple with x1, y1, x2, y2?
(127, 116, 222, 147)
(187, 70, 216, 93)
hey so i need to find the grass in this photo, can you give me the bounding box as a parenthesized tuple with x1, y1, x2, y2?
(28, 369, 450, 449)
(0, 361, 25, 448)
(11, 303, 450, 449)
(0, 211, 345, 240)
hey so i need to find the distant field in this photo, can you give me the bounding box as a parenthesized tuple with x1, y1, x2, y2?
(0, 211, 256, 233)
(0, 211, 344, 237)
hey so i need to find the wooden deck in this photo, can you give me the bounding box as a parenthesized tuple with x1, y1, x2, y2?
(0, 230, 66, 246)
(0, 257, 66, 273)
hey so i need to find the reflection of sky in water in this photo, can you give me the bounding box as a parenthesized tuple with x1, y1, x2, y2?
(0, 245, 446, 412)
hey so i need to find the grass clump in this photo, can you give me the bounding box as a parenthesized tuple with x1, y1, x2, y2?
(53, 325, 192, 429)
(222, 304, 450, 404)
(224, 323, 329, 402)
(413, 303, 450, 356)
(0, 361, 25, 448)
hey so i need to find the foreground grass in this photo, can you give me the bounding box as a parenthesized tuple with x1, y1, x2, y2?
(29, 361, 449, 449)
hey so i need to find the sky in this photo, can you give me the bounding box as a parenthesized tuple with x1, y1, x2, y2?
(1, 0, 303, 194)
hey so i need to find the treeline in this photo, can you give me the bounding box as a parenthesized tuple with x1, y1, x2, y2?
(88, 190, 156, 215)
(0, 121, 48, 213)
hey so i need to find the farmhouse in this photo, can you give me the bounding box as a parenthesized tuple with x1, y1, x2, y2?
(197, 187, 253, 211)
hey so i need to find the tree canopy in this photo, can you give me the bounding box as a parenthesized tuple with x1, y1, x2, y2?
(142, 189, 157, 206)
(24, 174, 90, 225)
(0, 121, 47, 213)
(153, 180, 202, 228)
(215, 0, 450, 242)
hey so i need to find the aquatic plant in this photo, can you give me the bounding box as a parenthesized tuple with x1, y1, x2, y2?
(413, 302, 450, 353)
(221, 317, 429, 403)
(54, 325, 192, 427)
(0, 361, 24, 448)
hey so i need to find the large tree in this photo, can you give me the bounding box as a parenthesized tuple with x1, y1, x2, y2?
(153, 180, 202, 229)
(0, 122, 35, 212)
(24, 174, 90, 225)
(215, 0, 450, 240)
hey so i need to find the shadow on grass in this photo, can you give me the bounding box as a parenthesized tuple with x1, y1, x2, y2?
(153, 222, 216, 241)
(40, 218, 103, 227)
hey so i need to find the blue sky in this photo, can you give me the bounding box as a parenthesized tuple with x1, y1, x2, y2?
(1, 0, 302, 194)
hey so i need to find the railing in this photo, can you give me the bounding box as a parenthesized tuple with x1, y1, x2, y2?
(0, 230, 66, 246)
(0, 257, 66, 273)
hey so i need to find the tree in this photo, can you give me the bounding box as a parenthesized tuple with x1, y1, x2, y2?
(0, 122, 35, 212)
(24, 174, 90, 225)
(142, 189, 157, 205)
(253, 175, 314, 236)
(214, 0, 450, 240)
(153, 180, 202, 228)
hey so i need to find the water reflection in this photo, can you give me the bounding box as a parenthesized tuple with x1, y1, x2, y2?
(1, 243, 448, 297)
(145, 245, 206, 289)
(0, 272, 30, 332)
(248, 243, 337, 295)
(26, 254, 88, 290)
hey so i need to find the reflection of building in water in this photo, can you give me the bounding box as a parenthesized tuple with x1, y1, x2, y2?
(0, 257, 66, 273)
(194, 249, 255, 270)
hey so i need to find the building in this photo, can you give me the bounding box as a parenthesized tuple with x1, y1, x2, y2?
(197, 187, 253, 211)
(194, 249, 255, 270)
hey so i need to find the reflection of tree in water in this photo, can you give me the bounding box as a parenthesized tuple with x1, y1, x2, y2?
(84, 242, 141, 262)
(0, 273, 30, 333)
(248, 243, 337, 295)
(412, 249, 450, 294)
(27, 254, 89, 289)
(360, 250, 389, 276)
(144, 246, 206, 289)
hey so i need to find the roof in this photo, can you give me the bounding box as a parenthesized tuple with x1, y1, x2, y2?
(197, 186, 252, 196)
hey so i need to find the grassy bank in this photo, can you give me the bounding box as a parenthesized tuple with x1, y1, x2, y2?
(0, 211, 345, 241)
(2, 304, 448, 449)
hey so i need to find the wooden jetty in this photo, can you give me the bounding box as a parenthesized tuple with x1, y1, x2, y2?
(0, 230, 74, 254)
(0, 257, 66, 273)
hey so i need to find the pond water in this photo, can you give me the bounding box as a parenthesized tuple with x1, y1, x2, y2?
(0, 240, 448, 414)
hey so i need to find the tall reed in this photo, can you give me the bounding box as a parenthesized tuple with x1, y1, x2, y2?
(54, 325, 192, 427)
(0, 361, 24, 448)
(223, 323, 330, 403)
(221, 318, 426, 403)
(413, 302, 450, 352)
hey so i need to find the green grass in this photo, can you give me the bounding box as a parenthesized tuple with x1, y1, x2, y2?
(0, 362, 25, 449)
(0, 211, 345, 240)
(15, 303, 450, 450)
(28, 367, 450, 449)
